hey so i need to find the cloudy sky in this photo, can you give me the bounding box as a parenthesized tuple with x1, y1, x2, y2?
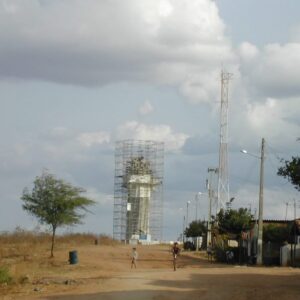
(0, 0, 299, 240)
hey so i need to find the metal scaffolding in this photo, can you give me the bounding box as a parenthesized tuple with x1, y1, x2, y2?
(113, 140, 164, 242)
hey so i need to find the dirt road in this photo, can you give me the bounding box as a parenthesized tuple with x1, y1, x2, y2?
(43, 267, 300, 300)
(2, 244, 300, 300)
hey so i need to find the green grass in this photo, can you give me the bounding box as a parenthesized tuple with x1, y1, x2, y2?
(0, 266, 12, 284)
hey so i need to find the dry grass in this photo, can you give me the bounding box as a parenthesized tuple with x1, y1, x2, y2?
(0, 229, 118, 290)
(0, 230, 118, 258)
(0, 230, 117, 262)
(57, 233, 119, 246)
(0, 230, 49, 263)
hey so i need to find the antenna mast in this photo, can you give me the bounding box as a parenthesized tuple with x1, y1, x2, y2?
(217, 70, 232, 210)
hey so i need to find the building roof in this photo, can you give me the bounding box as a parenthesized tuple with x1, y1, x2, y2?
(251, 219, 292, 224)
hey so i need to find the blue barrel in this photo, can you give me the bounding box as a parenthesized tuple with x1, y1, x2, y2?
(69, 250, 78, 264)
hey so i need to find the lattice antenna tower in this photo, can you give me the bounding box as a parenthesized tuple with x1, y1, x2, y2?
(217, 71, 233, 211)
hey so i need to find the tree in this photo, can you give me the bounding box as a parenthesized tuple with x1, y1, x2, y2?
(185, 220, 207, 238)
(21, 171, 95, 257)
(277, 156, 300, 191)
(217, 208, 252, 235)
(263, 224, 290, 244)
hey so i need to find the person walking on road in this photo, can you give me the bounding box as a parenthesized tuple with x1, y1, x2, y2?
(131, 247, 138, 269)
(207, 242, 213, 263)
(171, 242, 180, 271)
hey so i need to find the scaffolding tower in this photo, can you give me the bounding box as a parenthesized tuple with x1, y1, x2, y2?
(113, 140, 164, 242)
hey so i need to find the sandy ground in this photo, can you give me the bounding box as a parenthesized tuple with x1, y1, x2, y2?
(1, 244, 300, 300)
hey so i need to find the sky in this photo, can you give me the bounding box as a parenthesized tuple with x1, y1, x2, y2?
(0, 0, 299, 240)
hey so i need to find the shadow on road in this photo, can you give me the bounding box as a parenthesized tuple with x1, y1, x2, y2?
(45, 272, 300, 300)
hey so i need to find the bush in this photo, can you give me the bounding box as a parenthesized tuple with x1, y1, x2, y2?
(183, 241, 196, 251)
(214, 245, 227, 262)
(263, 224, 290, 244)
(0, 267, 12, 284)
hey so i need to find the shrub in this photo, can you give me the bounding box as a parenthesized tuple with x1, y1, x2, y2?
(0, 266, 12, 284)
(263, 224, 290, 244)
(214, 244, 227, 262)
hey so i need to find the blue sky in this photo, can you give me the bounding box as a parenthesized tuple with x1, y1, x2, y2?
(0, 0, 299, 240)
(217, 0, 300, 46)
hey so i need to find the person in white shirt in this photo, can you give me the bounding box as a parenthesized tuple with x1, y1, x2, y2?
(131, 247, 138, 269)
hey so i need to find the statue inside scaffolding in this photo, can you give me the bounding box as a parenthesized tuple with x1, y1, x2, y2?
(113, 140, 164, 243)
(125, 156, 156, 241)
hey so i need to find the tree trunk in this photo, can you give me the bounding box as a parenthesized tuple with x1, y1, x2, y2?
(51, 225, 56, 258)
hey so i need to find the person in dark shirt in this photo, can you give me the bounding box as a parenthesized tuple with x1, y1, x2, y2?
(171, 242, 180, 271)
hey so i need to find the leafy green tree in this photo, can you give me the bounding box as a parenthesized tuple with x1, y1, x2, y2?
(263, 224, 290, 244)
(185, 220, 207, 238)
(21, 171, 95, 257)
(278, 156, 300, 191)
(217, 208, 252, 235)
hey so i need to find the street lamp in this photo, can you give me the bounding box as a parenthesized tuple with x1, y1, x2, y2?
(195, 192, 210, 246)
(186, 200, 191, 229)
(179, 208, 184, 243)
(241, 138, 265, 265)
(195, 192, 202, 221)
(240, 149, 260, 159)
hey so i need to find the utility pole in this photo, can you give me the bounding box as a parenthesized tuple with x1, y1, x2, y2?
(195, 193, 199, 221)
(183, 215, 185, 243)
(186, 201, 191, 231)
(207, 168, 218, 248)
(257, 137, 265, 265)
(285, 202, 289, 221)
(292, 199, 297, 266)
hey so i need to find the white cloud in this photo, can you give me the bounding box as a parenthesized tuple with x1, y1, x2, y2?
(179, 69, 220, 104)
(84, 188, 113, 206)
(234, 184, 297, 220)
(289, 24, 300, 43)
(258, 43, 300, 94)
(238, 42, 300, 97)
(1, 0, 300, 237)
(229, 94, 300, 153)
(139, 100, 154, 115)
(247, 98, 278, 129)
(116, 121, 189, 152)
(158, 1, 173, 18)
(225, 39, 300, 152)
(77, 131, 110, 147)
(1, 0, 18, 14)
(238, 42, 259, 61)
(0, 0, 234, 103)
(47, 126, 72, 140)
(0, 128, 112, 171)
